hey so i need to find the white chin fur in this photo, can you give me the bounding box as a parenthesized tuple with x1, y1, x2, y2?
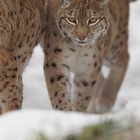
(72, 37, 100, 46)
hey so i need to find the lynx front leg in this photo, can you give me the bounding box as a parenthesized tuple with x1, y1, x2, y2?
(92, 60, 128, 114)
(73, 69, 101, 112)
(44, 54, 72, 111)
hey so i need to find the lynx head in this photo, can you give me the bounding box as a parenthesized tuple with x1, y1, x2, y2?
(57, 0, 110, 46)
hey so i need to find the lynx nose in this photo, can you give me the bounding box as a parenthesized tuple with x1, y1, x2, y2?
(76, 26, 88, 41)
(77, 35, 86, 41)
(76, 31, 87, 41)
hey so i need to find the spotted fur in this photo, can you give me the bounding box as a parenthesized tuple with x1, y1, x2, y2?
(0, 0, 47, 113)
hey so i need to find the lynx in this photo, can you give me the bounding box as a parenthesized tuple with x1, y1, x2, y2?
(42, 0, 135, 113)
(0, 0, 136, 114)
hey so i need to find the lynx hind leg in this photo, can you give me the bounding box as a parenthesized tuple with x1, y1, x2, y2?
(0, 48, 23, 114)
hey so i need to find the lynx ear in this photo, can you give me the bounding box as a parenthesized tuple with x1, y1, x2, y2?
(61, 0, 71, 7)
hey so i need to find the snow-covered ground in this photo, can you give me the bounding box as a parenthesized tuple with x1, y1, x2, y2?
(0, 1, 140, 140)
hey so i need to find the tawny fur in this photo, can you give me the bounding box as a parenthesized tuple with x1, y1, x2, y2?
(42, 0, 132, 113)
(0, 0, 47, 113)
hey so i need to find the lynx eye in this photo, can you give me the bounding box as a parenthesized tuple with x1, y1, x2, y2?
(66, 17, 77, 25)
(88, 18, 100, 26)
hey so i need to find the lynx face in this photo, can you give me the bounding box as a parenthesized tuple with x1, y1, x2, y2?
(57, 0, 110, 46)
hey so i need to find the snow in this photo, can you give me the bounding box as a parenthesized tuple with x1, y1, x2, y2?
(0, 1, 140, 140)
(0, 110, 102, 140)
(0, 109, 140, 140)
